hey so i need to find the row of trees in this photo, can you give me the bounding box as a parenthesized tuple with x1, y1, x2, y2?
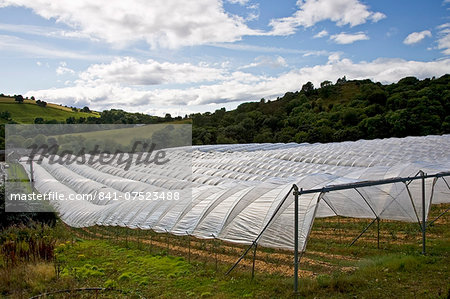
(191, 75, 450, 145)
(6, 93, 90, 111)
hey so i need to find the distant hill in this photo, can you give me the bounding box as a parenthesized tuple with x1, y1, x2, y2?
(191, 75, 450, 144)
(0, 95, 99, 124)
(1, 74, 448, 146)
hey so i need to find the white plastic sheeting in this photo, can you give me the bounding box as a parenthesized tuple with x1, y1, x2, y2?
(22, 135, 450, 252)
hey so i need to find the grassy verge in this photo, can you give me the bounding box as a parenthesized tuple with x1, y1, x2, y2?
(0, 204, 448, 298)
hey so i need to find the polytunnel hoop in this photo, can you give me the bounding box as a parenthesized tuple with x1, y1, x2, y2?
(224, 170, 450, 295)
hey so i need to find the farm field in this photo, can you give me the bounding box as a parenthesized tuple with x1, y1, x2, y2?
(52, 123, 189, 146)
(0, 96, 99, 123)
(1, 203, 448, 298)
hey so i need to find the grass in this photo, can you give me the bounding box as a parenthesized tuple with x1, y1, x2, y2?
(0, 96, 99, 123)
(6, 162, 33, 193)
(51, 122, 191, 149)
(0, 204, 448, 298)
(52, 124, 173, 146)
(0, 97, 75, 112)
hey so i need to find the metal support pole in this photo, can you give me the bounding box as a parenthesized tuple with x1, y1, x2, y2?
(251, 243, 258, 280)
(226, 185, 294, 276)
(421, 172, 426, 255)
(428, 207, 450, 227)
(349, 217, 377, 247)
(225, 242, 255, 275)
(293, 184, 299, 295)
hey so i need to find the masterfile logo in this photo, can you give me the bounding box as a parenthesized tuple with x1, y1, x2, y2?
(4, 123, 192, 213)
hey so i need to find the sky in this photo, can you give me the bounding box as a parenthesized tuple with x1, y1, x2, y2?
(0, 0, 449, 117)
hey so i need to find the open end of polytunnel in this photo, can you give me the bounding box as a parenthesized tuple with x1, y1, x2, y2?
(4, 123, 193, 218)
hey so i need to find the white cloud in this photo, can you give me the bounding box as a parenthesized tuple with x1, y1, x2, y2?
(56, 66, 75, 75)
(330, 32, 369, 44)
(25, 56, 450, 116)
(327, 53, 341, 62)
(437, 28, 450, 55)
(0, 34, 110, 60)
(0, 0, 260, 48)
(0, 23, 94, 40)
(370, 12, 386, 22)
(386, 27, 398, 37)
(313, 30, 328, 38)
(212, 43, 331, 57)
(239, 56, 287, 69)
(78, 57, 227, 85)
(403, 30, 432, 45)
(227, 0, 249, 5)
(269, 0, 385, 35)
(56, 62, 75, 75)
(437, 23, 450, 29)
(244, 3, 260, 21)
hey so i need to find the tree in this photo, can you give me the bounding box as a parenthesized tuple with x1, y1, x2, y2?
(320, 80, 333, 98)
(336, 76, 347, 85)
(14, 94, 24, 103)
(0, 111, 11, 120)
(34, 117, 44, 124)
(81, 106, 91, 113)
(320, 80, 332, 88)
(36, 100, 47, 107)
(301, 82, 315, 96)
(33, 134, 47, 146)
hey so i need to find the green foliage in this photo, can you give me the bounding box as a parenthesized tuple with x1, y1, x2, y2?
(35, 100, 47, 107)
(14, 95, 24, 104)
(192, 75, 450, 144)
(0, 100, 95, 124)
(0, 224, 56, 266)
(100, 109, 180, 124)
(1, 206, 449, 299)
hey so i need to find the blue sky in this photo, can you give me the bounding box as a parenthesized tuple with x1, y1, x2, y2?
(0, 0, 449, 116)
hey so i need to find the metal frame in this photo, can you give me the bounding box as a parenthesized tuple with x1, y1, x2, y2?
(428, 176, 450, 226)
(225, 171, 450, 295)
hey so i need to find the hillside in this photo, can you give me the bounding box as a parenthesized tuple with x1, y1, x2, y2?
(1, 74, 449, 145)
(191, 75, 450, 144)
(0, 96, 99, 124)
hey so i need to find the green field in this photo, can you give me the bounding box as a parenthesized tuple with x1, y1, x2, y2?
(1, 203, 448, 298)
(0, 96, 99, 123)
(52, 124, 176, 145)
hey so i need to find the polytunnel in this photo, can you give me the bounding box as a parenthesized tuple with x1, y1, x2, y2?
(17, 134, 450, 255)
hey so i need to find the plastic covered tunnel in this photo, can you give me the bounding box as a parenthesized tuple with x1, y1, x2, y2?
(20, 134, 450, 253)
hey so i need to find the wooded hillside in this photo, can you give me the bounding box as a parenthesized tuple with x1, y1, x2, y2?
(191, 75, 450, 144)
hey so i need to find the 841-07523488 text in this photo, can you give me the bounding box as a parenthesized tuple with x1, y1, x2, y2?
(9, 191, 180, 201)
(97, 191, 180, 201)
